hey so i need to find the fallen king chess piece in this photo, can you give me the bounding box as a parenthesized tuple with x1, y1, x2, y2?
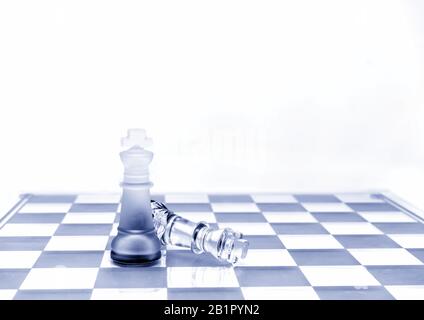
(150, 200, 249, 264)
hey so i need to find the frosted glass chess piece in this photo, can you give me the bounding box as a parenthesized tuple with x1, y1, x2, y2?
(151, 200, 249, 264)
(110, 129, 162, 265)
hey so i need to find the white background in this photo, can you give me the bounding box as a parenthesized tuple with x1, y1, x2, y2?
(0, 1, 423, 212)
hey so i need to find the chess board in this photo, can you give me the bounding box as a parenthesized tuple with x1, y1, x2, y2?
(1, 192, 424, 300)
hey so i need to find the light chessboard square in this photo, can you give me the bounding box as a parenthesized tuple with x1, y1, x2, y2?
(167, 267, 239, 288)
(75, 194, 121, 204)
(20, 268, 98, 290)
(177, 212, 216, 223)
(211, 203, 259, 213)
(236, 249, 296, 267)
(19, 203, 73, 214)
(300, 266, 380, 286)
(385, 285, 424, 300)
(348, 248, 423, 266)
(358, 212, 416, 223)
(217, 223, 276, 235)
(91, 288, 167, 300)
(387, 234, 424, 249)
(335, 194, 384, 203)
(0, 224, 58, 237)
(0, 251, 41, 269)
(251, 194, 297, 203)
(302, 203, 354, 213)
(45, 236, 109, 251)
(241, 286, 319, 300)
(62, 212, 116, 224)
(278, 235, 343, 249)
(322, 222, 383, 235)
(263, 212, 317, 223)
(164, 194, 209, 204)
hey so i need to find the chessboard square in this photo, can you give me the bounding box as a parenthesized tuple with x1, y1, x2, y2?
(165, 250, 228, 267)
(62, 212, 116, 224)
(166, 203, 212, 212)
(167, 267, 239, 288)
(100, 250, 166, 268)
(208, 194, 253, 203)
(34, 251, 104, 268)
(69, 203, 119, 213)
(217, 223, 275, 236)
(0, 251, 41, 269)
(20, 268, 98, 289)
(27, 195, 76, 203)
(358, 212, 416, 223)
(110, 223, 118, 236)
(0, 290, 16, 300)
(214, 212, 266, 223)
(302, 203, 353, 213)
(335, 235, 401, 249)
(235, 266, 309, 287)
(241, 286, 318, 300)
(168, 288, 243, 300)
(177, 212, 216, 223)
(272, 223, 328, 235)
(15, 289, 92, 300)
(237, 249, 296, 267)
(251, 194, 297, 203)
(311, 212, 366, 222)
(385, 285, 424, 300)
(388, 234, 424, 248)
(164, 194, 209, 204)
(294, 194, 341, 203)
(45, 236, 109, 251)
(367, 266, 424, 285)
(55, 224, 112, 236)
(0, 224, 58, 237)
(211, 203, 259, 213)
(19, 203, 72, 214)
(75, 194, 121, 204)
(278, 235, 343, 249)
(408, 249, 424, 263)
(374, 223, 424, 234)
(0, 269, 29, 289)
(300, 266, 380, 286)
(9, 213, 65, 224)
(243, 236, 285, 249)
(289, 249, 359, 266)
(0, 237, 50, 251)
(315, 286, 394, 300)
(335, 193, 384, 203)
(347, 203, 399, 212)
(263, 212, 317, 223)
(256, 203, 305, 212)
(348, 249, 423, 266)
(91, 288, 167, 300)
(322, 222, 382, 235)
(95, 268, 167, 288)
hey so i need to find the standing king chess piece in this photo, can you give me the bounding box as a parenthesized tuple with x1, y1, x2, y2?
(110, 128, 162, 265)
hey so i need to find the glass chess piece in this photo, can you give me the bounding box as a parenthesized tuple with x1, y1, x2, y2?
(150, 200, 249, 264)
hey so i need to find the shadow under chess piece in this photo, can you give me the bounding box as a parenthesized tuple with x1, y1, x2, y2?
(110, 129, 162, 266)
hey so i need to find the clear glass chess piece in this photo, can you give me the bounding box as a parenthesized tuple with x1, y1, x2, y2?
(150, 200, 249, 264)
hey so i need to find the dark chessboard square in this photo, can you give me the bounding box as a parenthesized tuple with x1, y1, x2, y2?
(55, 224, 112, 236)
(257, 203, 306, 212)
(214, 212, 267, 223)
(373, 223, 424, 234)
(34, 251, 104, 268)
(166, 203, 212, 212)
(367, 266, 424, 285)
(14, 289, 92, 300)
(242, 236, 285, 249)
(294, 194, 341, 203)
(27, 195, 77, 203)
(8, 213, 65, 224)
(0, 269, 30, 289)
(95, 268, 167, 288)
(234, 266, 309, 287)
(0, 237, 50, 251)
(168, 288, 244, 300)
(69, 203, 119, 213)
(314, 286, 394, 300)
(271, 223, 328, 235)
(289, 249, 359, 266)
(408, 249, 424, 263)
(165, 250, 228, 267)
(334, 235, 401, 248)
(208, 195, 253, 203)
(312, 212, 366, 222)
(347, 203, 399, 212)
